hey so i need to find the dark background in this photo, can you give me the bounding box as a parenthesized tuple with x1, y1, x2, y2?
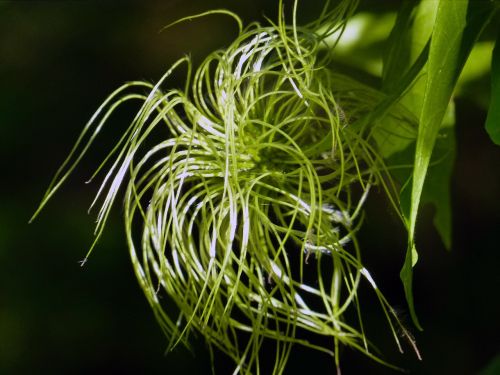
(1, 1, 499, 374)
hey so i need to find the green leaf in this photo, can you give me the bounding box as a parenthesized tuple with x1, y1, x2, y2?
(381, 0, 440, 330)
(404, 0, 496, 329)
(421, 105, 455, 251)
(459, 41, 495, 85)
(379, 0, 438, 161)
(383, 0, 438, 95)
(381, 1, 415, 89)
(389, 103, 455, 249)
(485, 28, 500, 145)
(386, 105, 455, 331)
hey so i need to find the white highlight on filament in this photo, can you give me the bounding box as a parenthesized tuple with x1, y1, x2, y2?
(360, 267, 377, 290)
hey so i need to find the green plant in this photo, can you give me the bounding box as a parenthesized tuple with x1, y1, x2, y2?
(31, 0, 500, 373)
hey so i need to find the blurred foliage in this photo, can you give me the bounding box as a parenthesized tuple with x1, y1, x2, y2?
(1, 0, 499, 374)
(479, 354, 500, 375)
(486, 30, 500, 144)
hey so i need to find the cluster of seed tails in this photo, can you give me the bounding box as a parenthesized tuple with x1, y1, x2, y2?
(33, 0, 420, 373)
